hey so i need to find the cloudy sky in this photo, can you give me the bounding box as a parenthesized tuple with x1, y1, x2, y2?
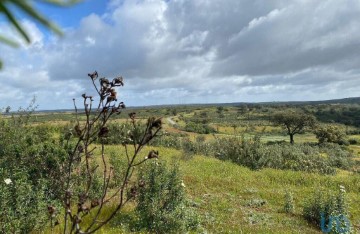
(0, 0, 360, 110)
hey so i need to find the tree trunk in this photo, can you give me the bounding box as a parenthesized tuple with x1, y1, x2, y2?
(290, 134, 294, 144)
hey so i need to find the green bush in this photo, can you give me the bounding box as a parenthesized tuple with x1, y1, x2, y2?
(284, 190, 295, 214)
(348, 138, 358, 145)
(0, 113, 67, 232)
(314, 125, 348, 145)
(149, 131, 185, 149)
(303, 186, 352, 233)
(184, 121, 216, 134)
(211, 136, 354, 174)
(135, 161, 200, 233)
(0, 170, 58, 233)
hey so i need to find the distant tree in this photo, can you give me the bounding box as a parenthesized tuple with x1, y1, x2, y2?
(0, 0, 79, 69)
(5, 106, 11, 113)
(271, 112, 316, 144)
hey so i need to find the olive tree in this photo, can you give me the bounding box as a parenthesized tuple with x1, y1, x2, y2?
(271, 111, 316, 144)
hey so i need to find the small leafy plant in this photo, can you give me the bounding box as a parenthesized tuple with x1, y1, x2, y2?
(284, 190, 295, 214)
(135, 161, 200, 233)
(303, 185, 351, 233)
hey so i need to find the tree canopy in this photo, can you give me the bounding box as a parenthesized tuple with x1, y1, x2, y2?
(271, 111, 316, 144)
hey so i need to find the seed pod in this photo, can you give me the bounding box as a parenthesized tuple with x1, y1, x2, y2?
(88, 71, 98, 80)
(98, 127, 109, 137)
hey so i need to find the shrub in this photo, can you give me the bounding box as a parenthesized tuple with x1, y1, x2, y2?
(303, 186, 352, 233)
(211, 136, 354, 174)
(348, 138, 358, 145)
(314, 125, 348, 145)
(135, 161, 200, 233)
(0, 169, 59, 233)
(0, 108, 67, 232)
(184, 121, 216, 134)
(284, 190, 295, 214)
(149, 131, 185, 149)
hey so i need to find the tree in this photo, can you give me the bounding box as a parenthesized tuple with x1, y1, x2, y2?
(271, 111, 316, 144)
(0, 0, 79, 69)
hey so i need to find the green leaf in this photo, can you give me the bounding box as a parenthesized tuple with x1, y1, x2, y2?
(0, 2, 31, 43)
(0, 35, 19, 47)
(11, 0, 63, 36)
(36, 0, 82, 7)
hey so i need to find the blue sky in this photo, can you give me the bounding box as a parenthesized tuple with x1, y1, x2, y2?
(36, 0, 108, 28)
(1, 0, 360, 110)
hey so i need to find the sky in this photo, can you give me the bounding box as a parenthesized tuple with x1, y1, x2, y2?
(1, 0, 360, 110)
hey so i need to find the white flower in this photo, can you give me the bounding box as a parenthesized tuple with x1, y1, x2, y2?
(181, 180, 186, 188)
(339, 185, 346, 193)
(4, 178, 12, 185)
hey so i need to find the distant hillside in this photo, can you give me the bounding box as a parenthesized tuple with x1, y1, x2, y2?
(30, 96, 360, 112)
(257, 97, 360, 106)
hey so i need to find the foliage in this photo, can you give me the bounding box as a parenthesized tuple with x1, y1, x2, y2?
(100, 122, 144, 145)
(0, 171, 55, 233)
(315, 105, 360, 127)
(0, 0, 79, 68)
(303, 185, 352, 233)
(315, 125, 348, 145)
(284, 190, 295, 214)
(211, 136, 354, 174)
(149, 131, 184, 149)
(270, 111, 316, 144)
(135, 161, 200, 233)
(184, 121, 216, 134)
(0, 106, 66, 232)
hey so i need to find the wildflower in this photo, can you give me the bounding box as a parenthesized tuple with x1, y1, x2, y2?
(339, 185, 346, 193)
(181, 180, 186, 188)
(4, 178, 12, 185)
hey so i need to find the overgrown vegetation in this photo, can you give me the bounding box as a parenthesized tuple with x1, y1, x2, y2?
(0, 105, 66, 233)
(135, 161, 200, 233)
(303, 185, 352, 233)
(1, 95, 360, 233)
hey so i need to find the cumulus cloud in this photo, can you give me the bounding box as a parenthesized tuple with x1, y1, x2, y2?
(1, 0, 360, 109)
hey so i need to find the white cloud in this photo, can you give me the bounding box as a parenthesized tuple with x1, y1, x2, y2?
(1, 0, 360, 109)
